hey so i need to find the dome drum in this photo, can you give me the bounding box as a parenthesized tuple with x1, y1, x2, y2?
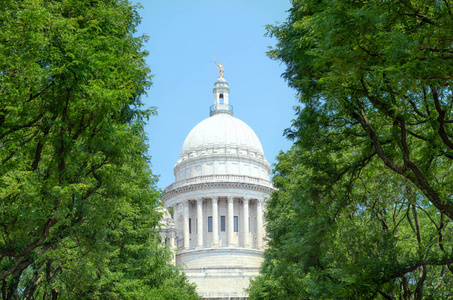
(174, 144, 271, 183)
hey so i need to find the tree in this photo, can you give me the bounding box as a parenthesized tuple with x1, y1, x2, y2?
(249, 0, 453, 298)
(0, 0, 198, 298)
(268, 0, 453, 219)
(249, 149, 453, 299)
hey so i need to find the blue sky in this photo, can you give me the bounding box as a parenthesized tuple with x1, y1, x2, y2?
(133, 0, 297, 190)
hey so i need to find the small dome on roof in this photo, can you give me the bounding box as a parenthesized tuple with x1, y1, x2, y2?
(215, 77, 227, 84)
(213, 77, 229, 92)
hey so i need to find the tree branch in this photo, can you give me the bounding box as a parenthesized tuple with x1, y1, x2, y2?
(432, 85, 453, 151)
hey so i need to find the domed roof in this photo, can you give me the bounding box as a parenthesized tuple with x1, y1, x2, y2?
(180, 113, 264, 156)
(214, 77, 228, 86)
(167, 75, 272, 188)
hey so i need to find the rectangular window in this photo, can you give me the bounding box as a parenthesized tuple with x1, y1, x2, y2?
(234, 216, 239, 232)
(208, 216, 212, 232)
(221, 216, 226, 232)
(189, 218, 192, 234)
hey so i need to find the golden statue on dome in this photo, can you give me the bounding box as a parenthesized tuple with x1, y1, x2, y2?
(215, 59, 224, 78)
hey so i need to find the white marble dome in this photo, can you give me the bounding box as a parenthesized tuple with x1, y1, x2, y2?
(180, 113, 264, 157)
(173, 111, 271, 183)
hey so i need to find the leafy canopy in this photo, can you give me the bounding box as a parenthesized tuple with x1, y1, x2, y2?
(249, 0, 453, 299)
(0, 0, 198, 299)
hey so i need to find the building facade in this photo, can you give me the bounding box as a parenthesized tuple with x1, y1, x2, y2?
(161, 75, 273, 299)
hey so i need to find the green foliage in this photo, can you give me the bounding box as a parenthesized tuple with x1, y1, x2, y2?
(250, 148, 453, 299)
(249, 0, 453, 299)
(267, 0, 453, 219)
(0, 0, 198, 299)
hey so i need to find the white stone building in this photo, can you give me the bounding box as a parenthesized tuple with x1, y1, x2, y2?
(160, 75, 274, 299)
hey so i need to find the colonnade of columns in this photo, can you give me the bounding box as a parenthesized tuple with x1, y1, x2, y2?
(182, 196, 264, 250)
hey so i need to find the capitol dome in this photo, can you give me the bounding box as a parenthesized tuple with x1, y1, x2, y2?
(180, 114, 264, 156)
(173, 77, 271, 184)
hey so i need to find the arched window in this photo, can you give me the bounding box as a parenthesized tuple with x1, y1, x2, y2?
(219, 93, 224, 104)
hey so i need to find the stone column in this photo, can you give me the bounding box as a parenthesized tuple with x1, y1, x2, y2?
(243, 197, 250, 248)
(227, 196, 235, 247)
(197, 197, 204, 249)
(169, 232, 175, 250)
(212, 196, 219, 247)
(169, 230, 176, 265)
(183, 200, 190, 250)
(257, 199, 264, 250)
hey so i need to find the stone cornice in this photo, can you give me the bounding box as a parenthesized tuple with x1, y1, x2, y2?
(161, 179, 275, 202)
(176, 247, 263, 257)
(166, 174, 273, 191)
(184, 267, 260, 272)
